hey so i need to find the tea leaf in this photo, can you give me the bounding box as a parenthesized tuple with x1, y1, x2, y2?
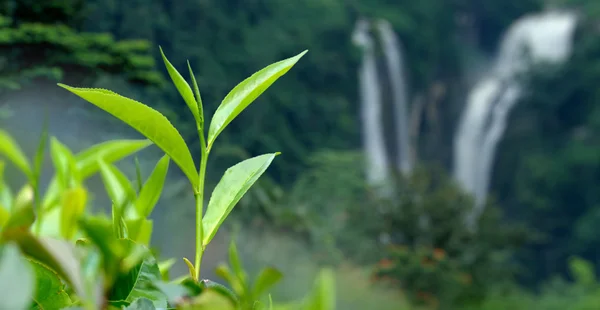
(189, 288, 236, 310)
(152, 281, 190, 304)
(200, 278, 239, 305)
(125, 218, 153, 245)
(2, 201, 35, 233)
(0, 129, 32, 178)
(79, 216, 124, 277)
(59, 187, 87, 240)
(0, 206, 9, 228)
(57, 84, 198, 188)
(76, 139, 153, 180)
(188, 61, 204, 129)
(159, 47, 200, 124)
(303, 269, 336, 310)
(134, 155, 169, 218)
(228, 240, 247, 289)
(98, 160, 136, 210)
(215, 264, 244, 296)
(35, 208, 61, 237)
(108, 240, 167, 308)
(207, 51, 307, 148)
(50, 137, 77, 189)
(0, 244, 34, 310)
(252, 267, 283, 300)
(2, 232, 86, 299)
(202, 153, 278, 246)
(13, 184, 34, 211)
(32, 122, 49, 214)
(43, 139, 152, 210)
(157, 258, 176, 281)
(0, 161, 13, 209)
(77, 228, 107, 309)
(181, 277, 203, 296)
(134, 157, 143, 193)
(125, 298, 156, 310)
(29, 259, 72, 309)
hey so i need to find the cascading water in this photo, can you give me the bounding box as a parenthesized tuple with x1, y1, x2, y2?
(377, 19, 412, 175)
(454, 11, 578, 227)
(352, 19, 390, 188)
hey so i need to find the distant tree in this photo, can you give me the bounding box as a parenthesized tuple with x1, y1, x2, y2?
(0, 0, 162, 93)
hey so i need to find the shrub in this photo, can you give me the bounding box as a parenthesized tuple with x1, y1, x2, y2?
(0, 47, 335, 309)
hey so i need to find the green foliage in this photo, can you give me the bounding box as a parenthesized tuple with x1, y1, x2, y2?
(0, 45, 331, 309)
(254, 152, 530, 308)
(493, 12, 600, 284)
(212, 240, 283, 309)
(466, 257, 600, 310)
(203, 153, 279, 246)
(0, 244, 34, 309)
(0, 0, 162, 91)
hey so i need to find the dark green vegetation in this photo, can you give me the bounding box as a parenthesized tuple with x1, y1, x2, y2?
(1, 0, 600, 309)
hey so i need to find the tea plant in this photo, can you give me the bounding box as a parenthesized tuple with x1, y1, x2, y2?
(0, 48, 336, 309)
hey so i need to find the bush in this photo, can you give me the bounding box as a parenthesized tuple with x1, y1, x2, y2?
(0, 47, 335, 309)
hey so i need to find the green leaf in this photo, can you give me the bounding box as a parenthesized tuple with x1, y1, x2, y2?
(207, 51, 307, 148)
(2, 200, 35, 233)
(199, 279, 239, 305)
(228, 240, 247, 290)
(77, 241, 104, 309)
(157, 258, 176, 282)
(79, 216, 124, 276)
(33, 120, 49, 183)
(125, 298, 156, 310)
(159, 47, 200, 124)
(1, 233, 86, 299)
(0, 205, 9, 228)
(252, 267, 283, 300)
(187, 289, 236, 310)
(0, 129, 32, 178)
(57, 84, 198, 188)
(215, 264, 244, 297)
(303, 269, 336, 310)
(76, 139, 153, 180)
(188, 61, 204, 129)
(50, 137, 77, 189)
(0, 161, 14, 209)
(152, 281, 190, 305)
(133, 155, 169, 218)
(98, 160, 136, 209)
(13, 184, 34, 211)
(0, 244, 34, 310)
(43, 139, 152, 210)
(32, 122, 49, 213)
(181, 277, 203, 296)
(108, 240, 167, 308)
(125, 218, 153, 245)
(59, 187, 87, 240)
(29, 259, 72, 309)
(134, 157, 143, 193)
(202, 153, 278, 246)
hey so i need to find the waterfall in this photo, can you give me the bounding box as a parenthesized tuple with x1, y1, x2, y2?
(454, 11, 578, 227)
(377, 20, 412, 175)
(352, 19, 390, 188)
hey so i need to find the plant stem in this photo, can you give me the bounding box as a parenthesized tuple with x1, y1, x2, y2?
(194, 126, 208, 280)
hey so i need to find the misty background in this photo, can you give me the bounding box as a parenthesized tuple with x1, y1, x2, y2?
(2, 0, 600, 309)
